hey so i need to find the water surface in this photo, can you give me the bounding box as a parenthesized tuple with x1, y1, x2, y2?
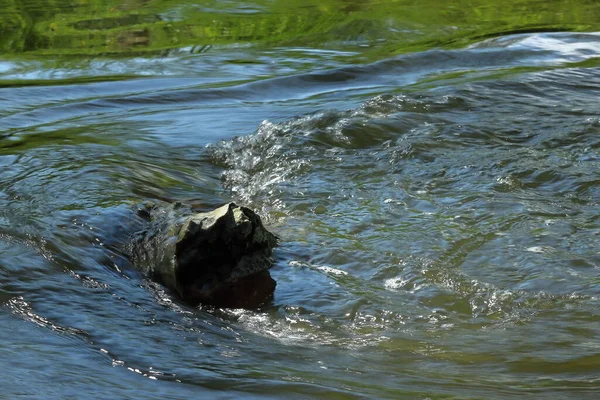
(1, 1, 599, 398)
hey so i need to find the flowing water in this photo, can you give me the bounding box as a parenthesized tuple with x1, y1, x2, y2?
(1, 1, 599, 398)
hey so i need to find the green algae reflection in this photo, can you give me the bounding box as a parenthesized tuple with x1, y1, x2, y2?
(1, 0, 599, 60)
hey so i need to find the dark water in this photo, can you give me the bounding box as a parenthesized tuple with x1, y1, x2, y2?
(1, 1, 600, 398)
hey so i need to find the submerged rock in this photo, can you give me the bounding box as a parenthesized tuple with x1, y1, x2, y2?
(129, 202, 278, 308)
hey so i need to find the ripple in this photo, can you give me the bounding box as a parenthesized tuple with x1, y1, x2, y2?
(8, 296, 89, 337)
(2, 29, 600, 399)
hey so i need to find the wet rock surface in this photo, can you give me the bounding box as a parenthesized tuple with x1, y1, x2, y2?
(128, 202, 278, 308)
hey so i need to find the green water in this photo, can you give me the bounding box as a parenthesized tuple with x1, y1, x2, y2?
(1, 1, 599, 399)
(2, 1, 600, 61)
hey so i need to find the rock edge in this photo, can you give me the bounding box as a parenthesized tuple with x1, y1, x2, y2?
(129, 202, 278, 308)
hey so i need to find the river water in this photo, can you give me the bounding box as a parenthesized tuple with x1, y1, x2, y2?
(1, 1, 599, 398)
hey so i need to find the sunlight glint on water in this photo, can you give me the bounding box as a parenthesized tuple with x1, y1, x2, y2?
(0, 2, 599, 397)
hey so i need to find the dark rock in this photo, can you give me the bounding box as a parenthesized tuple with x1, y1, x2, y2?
(129, 202, 278, 308)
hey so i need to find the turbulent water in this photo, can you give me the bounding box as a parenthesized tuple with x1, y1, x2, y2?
(1, 2, 600, 398)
